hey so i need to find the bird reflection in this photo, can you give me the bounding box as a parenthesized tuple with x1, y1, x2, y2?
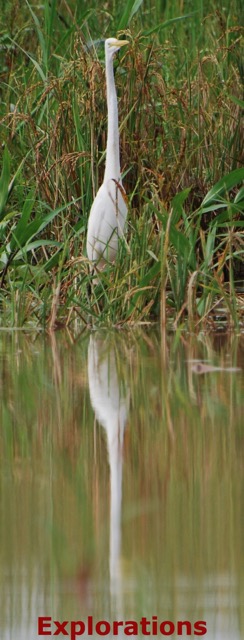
(190, 361, 241, 375)
(88, 334, 130, 614)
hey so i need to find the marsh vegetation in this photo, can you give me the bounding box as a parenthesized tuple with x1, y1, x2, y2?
(0, 0, 243, 329)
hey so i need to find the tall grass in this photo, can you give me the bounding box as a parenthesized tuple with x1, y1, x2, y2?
(0, 0, 243, 329)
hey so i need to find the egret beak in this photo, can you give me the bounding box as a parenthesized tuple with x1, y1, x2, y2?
(109, 39, 129, 49)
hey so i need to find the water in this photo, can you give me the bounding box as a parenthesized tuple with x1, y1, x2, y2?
(0, 329, 243, 640)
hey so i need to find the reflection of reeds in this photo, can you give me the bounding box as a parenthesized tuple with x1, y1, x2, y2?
(0, 328, 243, 634)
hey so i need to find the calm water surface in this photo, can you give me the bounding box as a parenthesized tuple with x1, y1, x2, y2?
(0, 329, 243, 640)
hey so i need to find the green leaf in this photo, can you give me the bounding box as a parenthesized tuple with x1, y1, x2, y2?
(0, 147, 11, 220)
(143, 12, 198, 36)
(221, 221, 244, 227)
(118, 0, 144, 30)
(201, 168, 244, 207)
(234, 186, 244, 204)
(4, 201, 67, 269)
(8, 34, 46, 82)
(213, 211, 234, 226)
(27, 53, 46, 82)
(228, 95, 244, 109)
(0, 240, 61, 268)
(14, 239, 61, 259)
(43, 247, 63, 272)
(199, 203, 230, 214)
(203, 226, 217, 266)
(12, 205, 64, 249)
(10, 190, 36, 251)
(147, 249, 158, 261)
(156, 209, 191, 257)
(172, 187, 191, 224)
(25, 0, 47, 67)
(200, 201, 244, 224)
(127, 260, 161, 313)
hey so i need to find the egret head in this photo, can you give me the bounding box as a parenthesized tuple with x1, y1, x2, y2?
(105, 37, 129, 59)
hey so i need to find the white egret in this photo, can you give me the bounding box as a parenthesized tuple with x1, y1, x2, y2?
(86, 37, 129, 269)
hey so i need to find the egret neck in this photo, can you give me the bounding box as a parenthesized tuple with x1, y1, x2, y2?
(104, 50, 121, 184)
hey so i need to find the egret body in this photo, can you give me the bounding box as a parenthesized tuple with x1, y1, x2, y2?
(86, 38, 128, 268)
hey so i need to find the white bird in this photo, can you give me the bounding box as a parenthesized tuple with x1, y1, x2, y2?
(86, 37, 128, 270)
